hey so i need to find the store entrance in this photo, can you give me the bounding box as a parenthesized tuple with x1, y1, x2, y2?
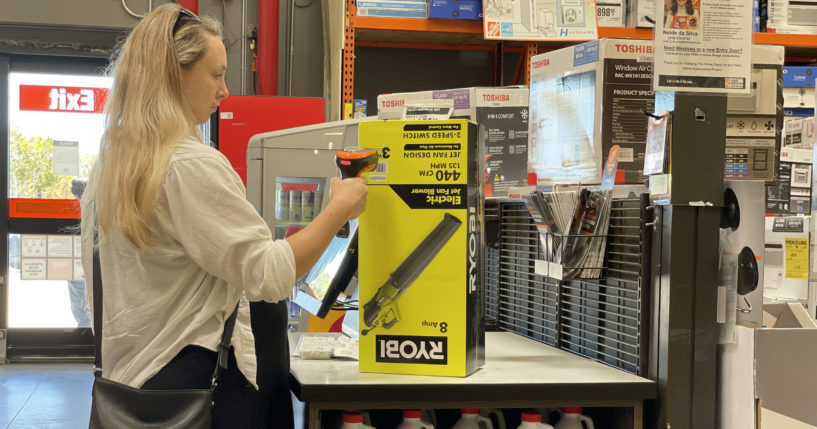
(1, 55, 110, 360)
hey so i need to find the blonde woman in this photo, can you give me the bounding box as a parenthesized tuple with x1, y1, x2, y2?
(80, 4, 367, 427)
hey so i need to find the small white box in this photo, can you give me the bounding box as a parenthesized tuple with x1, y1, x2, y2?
(626, 0, 657, 27)
(768, 0, 817, 34)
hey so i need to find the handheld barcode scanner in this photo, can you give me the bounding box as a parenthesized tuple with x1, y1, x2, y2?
(361, 213, 462, 336)
(335, 147, 378, 179)
(313, 147, 378, 319)
(335, 147, 378, 237)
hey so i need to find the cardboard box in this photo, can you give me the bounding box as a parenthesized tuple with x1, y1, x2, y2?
(528, 39, 654, 185)
(378, 87, 529, 197)
(356, 0, 429, 19)
(429, 0, 482, 20)
(760, 407, 817, 429)
(782, 66, 817, 110)
(767, 0, 817, 34)
(756, 303, 817, 427)
(358, 119, 485, 377)
(626, 0, 657, 27)
(720, 304, 817, 428)
(724, 45, 784, 182)
(356, 0, 428, 9)
(766, 156, 812, 215)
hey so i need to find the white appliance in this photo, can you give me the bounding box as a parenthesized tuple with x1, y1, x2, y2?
(720, 181, 766, 327)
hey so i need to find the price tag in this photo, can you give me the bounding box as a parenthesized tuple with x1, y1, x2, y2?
(597, 4, 623, 26)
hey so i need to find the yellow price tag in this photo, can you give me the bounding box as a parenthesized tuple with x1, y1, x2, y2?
(785, 237, 809, 279)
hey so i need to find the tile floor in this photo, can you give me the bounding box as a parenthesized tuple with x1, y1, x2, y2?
(1, 363, 307, 429)
(0, 363, 93, 429)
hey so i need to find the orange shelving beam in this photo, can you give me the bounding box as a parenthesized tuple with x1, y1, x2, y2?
(355, 40, 495, 51)
(597, 27, 653, 40)
(350, 15, 484, 33)
(753, 32, 817, 48)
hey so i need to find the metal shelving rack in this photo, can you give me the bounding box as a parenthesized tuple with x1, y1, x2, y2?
(336, 1, 817, 117)
(340, 1, 664, 117)
(485, 194, 653, 377)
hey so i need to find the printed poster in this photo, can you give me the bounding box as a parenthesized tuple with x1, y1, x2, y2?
(53, 140, 79, 176)
(483, 0, 598, 41)
(654, 0, 752, 93)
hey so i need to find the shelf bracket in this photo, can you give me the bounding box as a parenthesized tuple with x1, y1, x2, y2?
(342, 0, 356, 119)
(493, 42, 504, 87)
(524, 42, 538, 86)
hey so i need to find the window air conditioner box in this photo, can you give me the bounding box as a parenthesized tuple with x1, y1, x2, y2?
(528, 38, 653, 185)
(767, 0, 817, 34)
(724, 45, 784, 182)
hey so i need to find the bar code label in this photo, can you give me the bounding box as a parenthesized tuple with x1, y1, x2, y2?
(368, 175, 386, 182)
(373, 161, 388, 173)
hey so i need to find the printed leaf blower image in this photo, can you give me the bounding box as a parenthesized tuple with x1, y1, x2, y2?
(361, 213, 462, 336)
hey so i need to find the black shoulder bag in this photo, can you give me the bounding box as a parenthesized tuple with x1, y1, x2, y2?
(88, 248, 239, 428)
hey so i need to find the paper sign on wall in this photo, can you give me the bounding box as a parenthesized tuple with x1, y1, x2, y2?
(73, 259, 85, 281)
(47, 235, 73, 258)
(21, 259, 47, 280)
(53, 140, 79, 176)
(653, 0, 752, 94)
(21, 235, 47, 257)
(19, 234, 83, 281)
(47, 259, 73, 281)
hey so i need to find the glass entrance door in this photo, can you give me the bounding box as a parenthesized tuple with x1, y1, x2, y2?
(3, 56, 111, 359)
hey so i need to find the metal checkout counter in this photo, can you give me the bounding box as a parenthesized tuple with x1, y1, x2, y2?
(246, 119, 656, 429)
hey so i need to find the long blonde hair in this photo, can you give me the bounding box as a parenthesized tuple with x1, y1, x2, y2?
(92, 4, 222, 249)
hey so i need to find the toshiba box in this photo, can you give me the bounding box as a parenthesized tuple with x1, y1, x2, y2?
(358, 119, 485, 377)
(378, 87, 529, 197)
(528, 39, 654, 184)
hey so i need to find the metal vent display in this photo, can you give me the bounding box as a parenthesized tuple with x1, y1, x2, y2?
(484, 202, 501, 330)
(486, 195, 651, 376)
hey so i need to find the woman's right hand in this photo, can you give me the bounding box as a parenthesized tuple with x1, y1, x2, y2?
(328, 176, 369, 221)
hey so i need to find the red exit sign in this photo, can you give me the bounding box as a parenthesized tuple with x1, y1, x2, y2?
(19, 85, 108, 114)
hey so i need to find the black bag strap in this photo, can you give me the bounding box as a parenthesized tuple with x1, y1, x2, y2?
(92, 243, 240, 389)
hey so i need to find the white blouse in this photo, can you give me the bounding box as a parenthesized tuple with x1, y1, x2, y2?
(81, 136, 296, 388)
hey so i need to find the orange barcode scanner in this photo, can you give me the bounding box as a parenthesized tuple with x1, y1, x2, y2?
(335, 147, 378, 179)
(334, 147, 378, 237)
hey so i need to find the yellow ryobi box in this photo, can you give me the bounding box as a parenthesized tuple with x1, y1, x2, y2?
(358, 119, 485, 377)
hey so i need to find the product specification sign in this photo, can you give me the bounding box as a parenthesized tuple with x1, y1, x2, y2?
(653, 0, 751, 93)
